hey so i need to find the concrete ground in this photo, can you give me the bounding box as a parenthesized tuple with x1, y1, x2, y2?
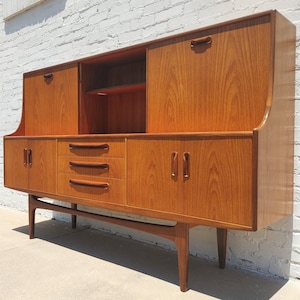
(1, 205, 300, 300)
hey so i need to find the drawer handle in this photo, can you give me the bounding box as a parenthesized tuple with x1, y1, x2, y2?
(69, 143, 109, 150)
(43, 73, 53, 80)
(69, 179, 109, 189)
(183, 152, 190, 179)
(171, 152, 178, 178)
(69, 161, 109, 169)
(191, 36, 212, 49)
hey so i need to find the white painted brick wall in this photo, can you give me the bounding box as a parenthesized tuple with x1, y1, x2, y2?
(0, 0, 299, 281)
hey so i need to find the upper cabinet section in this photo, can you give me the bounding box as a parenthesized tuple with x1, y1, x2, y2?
(9, 11, 295, 137)
(147, 14, 273, 133)
(23, 64, 79, 136)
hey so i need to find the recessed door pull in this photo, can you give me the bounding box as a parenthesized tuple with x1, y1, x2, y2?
(43, 73, 53, 80)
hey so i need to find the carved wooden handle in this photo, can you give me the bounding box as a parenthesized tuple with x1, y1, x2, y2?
(69, 143, 109, 150)
(69, 179, 109, 189)
(183, 152, 190, 178)
(23, 148, 27, 166)
(28, 149, 32, 166)
(171, 152, 178, 178)
(191, 36, 212, 49)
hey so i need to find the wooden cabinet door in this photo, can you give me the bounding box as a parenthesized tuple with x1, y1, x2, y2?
(28, 139, 56, 193)
(147, 17, 270, 132)
(127, 137, 254, 228)
(181, 138, 253, 228)
(4, 139, 28, 190)
(24, 64, 78, 135)
(127, 138, 180, 213)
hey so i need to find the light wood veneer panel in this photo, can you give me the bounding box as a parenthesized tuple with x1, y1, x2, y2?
(255, 12, 296, 229)
(4, 139, 28, 190)
(24, 64, 78, 135)
(147, 15, 271, 133)
(127, 136, 254, 228)
(28, 139, 57, 193)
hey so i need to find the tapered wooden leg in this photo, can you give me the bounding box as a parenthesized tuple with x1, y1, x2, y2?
(28, 194, 37, 239)
(217, 228, 227, 269)
(174, 223, 189, 292)
(71, 203, 77, 229)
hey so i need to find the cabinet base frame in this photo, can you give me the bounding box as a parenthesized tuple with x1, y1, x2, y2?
(28, 194, 227, 292)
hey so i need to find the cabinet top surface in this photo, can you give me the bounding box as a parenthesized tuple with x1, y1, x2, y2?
(23, 10, 283, 75)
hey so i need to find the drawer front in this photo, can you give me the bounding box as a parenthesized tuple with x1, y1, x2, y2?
(57, 174, 125, 204)
(58, 156, 125, 179)
(58, 138, 125, 158)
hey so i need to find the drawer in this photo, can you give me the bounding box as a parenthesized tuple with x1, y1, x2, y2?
(57, 174, 126, 204)
(58, 138, 125, 158)
(58, 156, 125, 179)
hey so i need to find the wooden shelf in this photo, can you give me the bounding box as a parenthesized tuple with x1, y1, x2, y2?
(87, 82, 146, 96)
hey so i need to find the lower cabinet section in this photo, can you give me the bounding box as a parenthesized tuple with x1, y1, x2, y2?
(5, 135, 255, 228)
(3, 132, 292, 293)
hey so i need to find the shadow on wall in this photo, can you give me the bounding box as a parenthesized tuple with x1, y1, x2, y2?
(4, 0, 67, 34)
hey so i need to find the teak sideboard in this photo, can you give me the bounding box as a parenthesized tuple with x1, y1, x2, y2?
(4, 10, 295, 291)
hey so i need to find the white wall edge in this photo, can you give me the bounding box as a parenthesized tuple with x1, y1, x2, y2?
(3, 0, 48, 21)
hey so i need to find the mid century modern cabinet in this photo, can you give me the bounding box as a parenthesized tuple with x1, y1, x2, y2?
(4, 10, 295, 291)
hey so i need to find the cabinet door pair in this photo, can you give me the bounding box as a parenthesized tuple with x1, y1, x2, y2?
(127, 137, 254, 228)
(4, 139, 56, 193)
